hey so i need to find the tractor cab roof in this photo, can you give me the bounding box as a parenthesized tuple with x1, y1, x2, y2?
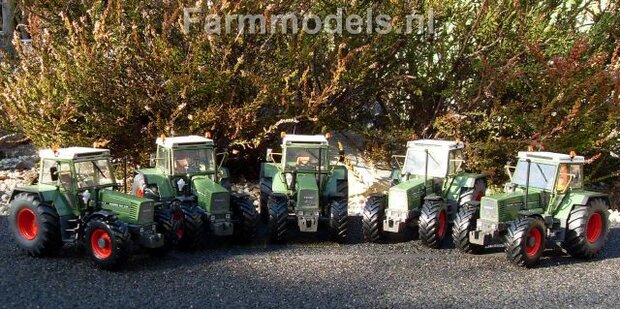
(517, 152, 585, 164)
(283, 134, 329, 146)
(407, 139, 464, 151)
(39, 147, 111, 160)
(156, 135, 214, 148)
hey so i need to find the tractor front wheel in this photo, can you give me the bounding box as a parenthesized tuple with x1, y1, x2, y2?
(330, 198, 348, 243)
(452, 205, 484, 254)
(85, 219, 129, 270)
(232, 194, 259, 243)
(148, 208, 184, 256)
(9, 193, 63, 256)
(178, 206, 204, 250)
(418, 200, 448, 248)
(362, 195, 386, 243)
(268, 195, 289, 243)
(562, 199, 610, 258)
(505, 217, 546, 268)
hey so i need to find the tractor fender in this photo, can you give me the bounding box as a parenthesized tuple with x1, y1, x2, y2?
(554, 191, 610, 222)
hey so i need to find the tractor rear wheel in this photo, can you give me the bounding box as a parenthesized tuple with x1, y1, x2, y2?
(232, 194, 259, 243)
(330, 198, 348, 243)
(259, 177, 273, 223)
(148, 208, 184, 256)
(178, 206, 204, 250)
(9, 193, 63, 256)
(419, 200, 448, 248)
(505, 217, 546, 268)
(85, 219, 129, 270)
(362, 195, 386, 243)
(131, 174, 160, 201)
(268, 195, 289, 243)
(562, 199, 610, 258)
(452, 205, 484, 254)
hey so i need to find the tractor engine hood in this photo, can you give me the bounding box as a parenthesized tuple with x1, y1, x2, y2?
(388, 177, 427, 210)
(480, 191, 541, 223)
(192, 176, 230, 214)
(99, 190, 155, 225)
(295, 173, 319, 210)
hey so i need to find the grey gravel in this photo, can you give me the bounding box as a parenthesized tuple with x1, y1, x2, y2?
(0, 217, 618, 308)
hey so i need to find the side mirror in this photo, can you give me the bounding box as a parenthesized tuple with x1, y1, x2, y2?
(149, 153, 156, 167)
(266, 149, 273, 162)
(338, 149, 345, 163)
(216, 150, 229, 170)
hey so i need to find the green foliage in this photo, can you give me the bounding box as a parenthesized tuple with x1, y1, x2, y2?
(0, 0, 618, 188)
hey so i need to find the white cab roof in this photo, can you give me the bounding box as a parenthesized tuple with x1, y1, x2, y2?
(518, 152, 585, 163)
(407, 139, 464, 150)
(39, 147, 110, 160)
(156, 135, 214, 148)
(283, 134, 329, 145)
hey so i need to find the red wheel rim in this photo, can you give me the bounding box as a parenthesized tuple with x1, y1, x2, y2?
(90, 229, 113, 259)
(525, 226, 543, 257)
(437, 209, 447, 238)
(17, 208, 38, 240)
(173, 211, 184, 240)
(586, 212, 603, 243)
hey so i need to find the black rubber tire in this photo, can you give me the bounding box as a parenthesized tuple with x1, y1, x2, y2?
(148, 208, 183, 256)
(268, 195, 289, 243)
(505, 217, 546, 268)
(131, 174, 160, 201)
(419, 200, 448, 248)
(178, 206, 204, 250)
(232, 194, 259, 243)
(452, 205, 484, 254)
(562, 199, 610, 258)
(8, 193, 63, 256)
(330, 198, 348, 243)
(259, 177, 272, 223)
(84, 219, 129, 270)
(362, 195, 386, 243)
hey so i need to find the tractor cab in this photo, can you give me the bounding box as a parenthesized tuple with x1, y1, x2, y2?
(154, 135, 218, 177)
(396, 139, 465, 184)
(507, 151, 584, 194)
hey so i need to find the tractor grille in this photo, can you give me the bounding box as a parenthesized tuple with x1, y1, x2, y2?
(480, 198, 498, 221)
(298, 190, 317, 209)
(138, 202, 155, 224)
(211, 193, 230, 213)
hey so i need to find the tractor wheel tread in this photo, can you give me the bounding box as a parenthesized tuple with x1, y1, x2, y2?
(418, 200, 447, 248)
(362, 195, 386, 243)
(452, 205, 484, 254)
(330, 198, 348, 243)
(259, 177, 272, 223)
(232, 194, 259, 242)
(178, 207, 204, 250)
(9, 193, 63, 257)
(562, 199, 610, 258)
(504, 217, 545, 268)
(84, 219, 129, 270)
(268, 195, 288, 243)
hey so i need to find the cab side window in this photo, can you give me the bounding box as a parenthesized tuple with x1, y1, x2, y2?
(40, 160, 57, 184)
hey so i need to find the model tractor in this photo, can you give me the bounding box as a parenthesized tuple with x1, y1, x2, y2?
(259, 133, 348, 243)
(132, 135, 257, 249)
(363, 140, 486, 248)
(8, 147, 163, 269)
(453, 151, 611, 267)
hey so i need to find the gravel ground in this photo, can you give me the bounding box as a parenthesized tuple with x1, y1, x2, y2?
(0, 217, 618, 308)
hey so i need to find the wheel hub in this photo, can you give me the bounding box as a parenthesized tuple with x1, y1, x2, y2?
(97, 238, 107, 249)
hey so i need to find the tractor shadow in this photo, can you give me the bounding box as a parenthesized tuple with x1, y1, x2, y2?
(534, 226, 620, 269)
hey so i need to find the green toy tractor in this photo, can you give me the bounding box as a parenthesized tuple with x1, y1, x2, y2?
(8, 147, 163, 269)
(132, 135, 257, 250)
(363, 140, 486, 248)
(453, 150, 611, 267)
(259, 133, 348, 243)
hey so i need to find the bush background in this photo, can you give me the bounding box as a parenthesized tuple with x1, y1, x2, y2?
(0, 1, 618, 201)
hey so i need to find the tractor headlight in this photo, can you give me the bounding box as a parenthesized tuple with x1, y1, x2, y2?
(226, 213, 231, 219)
(285, 173, 294, 189)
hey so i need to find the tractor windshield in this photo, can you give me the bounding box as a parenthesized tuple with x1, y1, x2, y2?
(284, 147, 328, 171)
(74, 159, 115, 189)
(512, 160, 557, 190)
(402, 147, 449, 178)
(172, 148, 215, 175)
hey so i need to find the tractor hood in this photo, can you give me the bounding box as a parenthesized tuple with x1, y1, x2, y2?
(388, 177, 427, 210)
(296, 173, 319, 210)
(192, 176, 230, 214)
(480, 190, 541, 223)
(99, 190, 155, 225)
